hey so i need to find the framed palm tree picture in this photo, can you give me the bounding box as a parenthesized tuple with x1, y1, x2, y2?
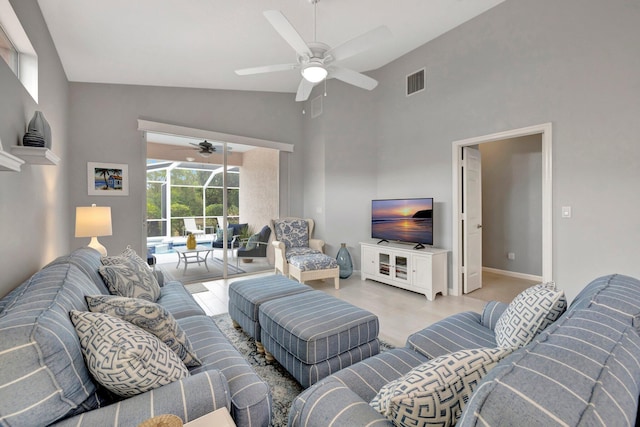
(88, 162, 129, 196)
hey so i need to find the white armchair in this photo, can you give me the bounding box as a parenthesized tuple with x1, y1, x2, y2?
(270, 218, 324, 276)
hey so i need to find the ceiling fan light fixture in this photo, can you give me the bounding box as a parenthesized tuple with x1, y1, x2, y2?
(199, 151, 212, 158)
(302, 63, 327, 83)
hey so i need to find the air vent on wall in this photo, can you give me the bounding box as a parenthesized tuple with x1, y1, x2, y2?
(311, 95, 323, 118)
(406, 68, 425, 96)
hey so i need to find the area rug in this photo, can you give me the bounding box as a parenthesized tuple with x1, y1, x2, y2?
(157, 258, 245, 284)
(212, 313, 394, 427)
(212, 313, 302, 427)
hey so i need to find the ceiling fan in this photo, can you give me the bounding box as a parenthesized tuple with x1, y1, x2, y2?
(189, 140, 220, 158)
(235, 0, 391, 102)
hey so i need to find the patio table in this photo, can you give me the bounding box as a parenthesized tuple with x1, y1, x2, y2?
(175, 245, 212, 273)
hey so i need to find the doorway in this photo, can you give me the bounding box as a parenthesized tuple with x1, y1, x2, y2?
(138, 120, 293, 280)
(451, 123, 553, 296)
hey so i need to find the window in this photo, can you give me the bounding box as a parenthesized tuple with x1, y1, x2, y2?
(0, 0, 38, 101)
(0, 24, 17, 74)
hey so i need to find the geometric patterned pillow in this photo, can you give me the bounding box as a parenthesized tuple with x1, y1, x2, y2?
(370, 347, 514, 427)
(69, 310, 189, 398)
(494, 282, 567, 348)
(85, 295, 201, 367)
(98, 263, 161, 302)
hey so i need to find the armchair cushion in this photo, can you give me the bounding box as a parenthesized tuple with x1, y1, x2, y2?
(273, 218, 309, 249)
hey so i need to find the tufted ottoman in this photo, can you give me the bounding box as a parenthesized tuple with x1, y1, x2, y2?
(258, 290, 380, 387)
(288, 253, 340, 289)
(228, 275, 313, 353)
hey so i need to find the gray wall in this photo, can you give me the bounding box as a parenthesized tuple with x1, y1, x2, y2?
(0, 0, 69, 297)
(479, 136, 542, 276)
(303, 0, 640, 301)
(67, 83, 304, 258)
(2, 0, 639, 305)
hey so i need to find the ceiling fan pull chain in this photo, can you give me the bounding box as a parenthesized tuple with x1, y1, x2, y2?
(324, 79, 327, 96)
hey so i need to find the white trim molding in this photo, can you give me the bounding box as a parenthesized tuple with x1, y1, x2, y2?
(137, 119, 294, 153)
(451, 123, 552, 296)
(483, 267, 543, 283)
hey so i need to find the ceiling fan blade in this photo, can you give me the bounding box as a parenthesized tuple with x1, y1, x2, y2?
(329, 67, 378, 90)
(235, 63, 298, 76)
(295, 78, 316, 102)
(264, 10, 312, 57)
(325, 26, 392, 63)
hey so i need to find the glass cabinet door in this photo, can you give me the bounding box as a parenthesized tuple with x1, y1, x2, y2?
(379, 253, 391, 276)
(394, 255, 408, 281)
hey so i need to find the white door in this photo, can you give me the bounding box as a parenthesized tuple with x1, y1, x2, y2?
(463, 146, 482, 293)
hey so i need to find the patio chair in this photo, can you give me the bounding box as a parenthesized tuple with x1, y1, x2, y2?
(183, 218, 205, 236)
(236, 225, 271, 267)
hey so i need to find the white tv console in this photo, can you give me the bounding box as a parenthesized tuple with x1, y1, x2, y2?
(360, 241, 448, 301)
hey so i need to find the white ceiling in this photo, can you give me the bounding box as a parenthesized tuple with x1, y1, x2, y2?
(37, 0, 505, 95)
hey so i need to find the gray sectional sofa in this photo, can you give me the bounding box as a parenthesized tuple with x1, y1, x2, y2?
(289, 274, 640, 426)
(0, 248, 271, 427)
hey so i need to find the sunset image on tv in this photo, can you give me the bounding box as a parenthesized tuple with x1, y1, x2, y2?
(371, 198, 433, 245)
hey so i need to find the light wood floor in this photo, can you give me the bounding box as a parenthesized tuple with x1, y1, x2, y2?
(193, 270, 537, 348)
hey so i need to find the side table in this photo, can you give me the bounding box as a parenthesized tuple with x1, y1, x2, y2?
(184, 408, 235, 426)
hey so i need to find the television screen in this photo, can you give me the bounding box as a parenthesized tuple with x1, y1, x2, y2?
(371, 198, 433, 245)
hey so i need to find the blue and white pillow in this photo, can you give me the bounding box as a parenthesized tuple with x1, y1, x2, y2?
(98, 246, 160, 302)
(274, 218, 309, 248)
(370, 347, 514, 427)
(69, 310, 189, 397)
(98, 263, 161, 302)
(85, 295, 201, 367)
(494, 282, 567, 348)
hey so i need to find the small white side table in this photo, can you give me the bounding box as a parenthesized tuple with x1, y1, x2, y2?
(184, 408, 235, 427)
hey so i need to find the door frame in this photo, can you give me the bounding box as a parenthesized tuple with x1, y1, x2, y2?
(451, 123, 553, 296)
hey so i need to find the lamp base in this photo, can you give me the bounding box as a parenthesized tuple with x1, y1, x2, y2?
(87, 236, 108, 256)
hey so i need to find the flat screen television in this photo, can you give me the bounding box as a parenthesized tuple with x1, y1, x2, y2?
(371, 198, 433, 248)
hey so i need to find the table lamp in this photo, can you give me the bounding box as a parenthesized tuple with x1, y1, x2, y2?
(75, 203, 112, 256)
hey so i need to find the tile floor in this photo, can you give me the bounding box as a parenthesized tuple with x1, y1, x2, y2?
(192, 270, 535, 348)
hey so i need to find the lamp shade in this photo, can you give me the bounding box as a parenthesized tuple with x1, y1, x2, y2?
(75, 204, 112, 237)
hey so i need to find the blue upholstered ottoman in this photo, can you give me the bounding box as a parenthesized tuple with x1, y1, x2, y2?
(259, 290, 380, 387)
(228, 275, 312, 353)
(288, 253, 340, 289)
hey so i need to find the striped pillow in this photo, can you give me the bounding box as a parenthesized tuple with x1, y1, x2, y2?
(70, 310, 189, 397)
(494, 282, 567, 348)
(370, 347, 514, 427)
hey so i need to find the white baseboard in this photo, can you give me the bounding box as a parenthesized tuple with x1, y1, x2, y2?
(483, 267, 542, 282)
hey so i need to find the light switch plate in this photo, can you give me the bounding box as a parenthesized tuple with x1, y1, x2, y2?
(562, 206, 572, 218)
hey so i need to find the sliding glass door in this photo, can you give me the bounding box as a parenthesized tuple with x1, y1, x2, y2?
(145, 134, 279, 281)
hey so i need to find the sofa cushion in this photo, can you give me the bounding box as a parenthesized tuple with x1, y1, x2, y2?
(85, 295, 201, 367)
(370, 347, 514, 427)
(494, 282, 567, 348)
(406, 311, 498, 359)
(459, 309, 640, 426)
(102, 246, 160, 293)
(44, 247, 111, 294)
(70, 310, 189, 398)
(0, 264, 104, 426)
(99, 263, 161, 302)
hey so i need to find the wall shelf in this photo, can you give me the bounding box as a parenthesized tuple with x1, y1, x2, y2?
(11, 146, 60, 165)
(0, 150, 25, 171)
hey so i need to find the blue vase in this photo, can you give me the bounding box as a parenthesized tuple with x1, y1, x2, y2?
(336, 243, 353, 279)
